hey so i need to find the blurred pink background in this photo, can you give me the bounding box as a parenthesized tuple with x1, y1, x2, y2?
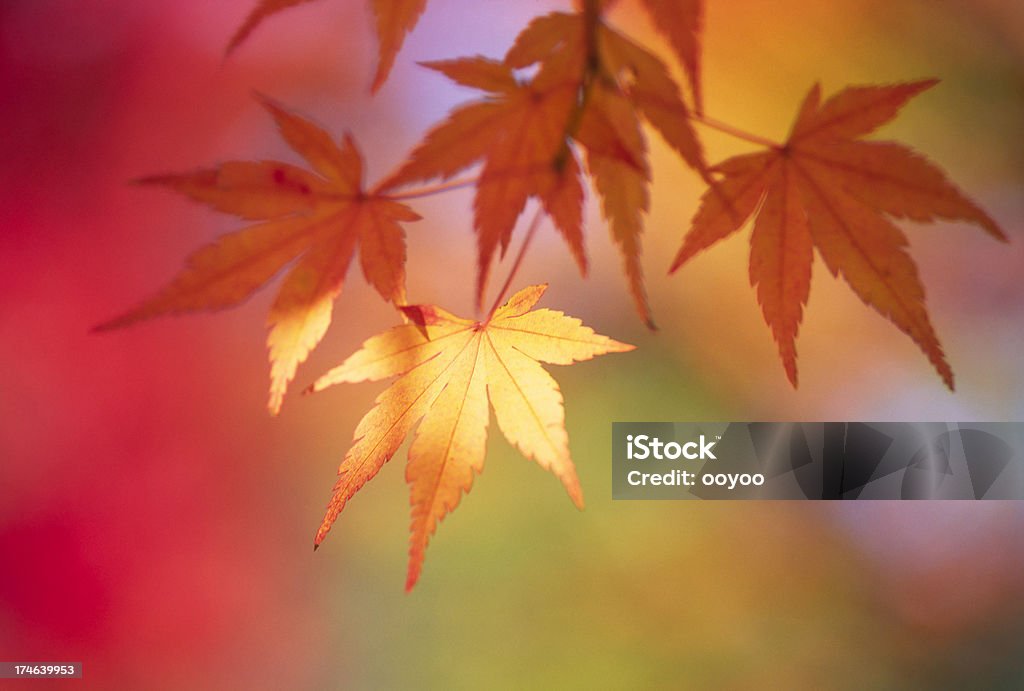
(2, 0, 1023, 687)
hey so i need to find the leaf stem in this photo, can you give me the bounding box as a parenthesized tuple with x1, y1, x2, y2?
(379, 176, 479, 201)
(486, 208, 544, 321)
(690, 113, 780, 149)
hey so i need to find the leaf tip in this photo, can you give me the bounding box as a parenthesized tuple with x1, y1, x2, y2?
(267, 395, 283, 417)
(668, 245, 694, 275)
(784, 362, 798, 389)
(398, 304, 426, 324)
(252, 90, 281, 113)
(132, 173, 178, 188)
(91, 310, 138, 333)
(983, 218, 1010, 243)
(399, 305, 444, 336)
(370, 60, 393, 95)
(224, 26, 249, 59)
(405, 557, 423, 592)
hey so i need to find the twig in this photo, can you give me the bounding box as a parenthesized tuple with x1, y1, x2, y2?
(379, 176, 479, 201)
(690, 113, 781, 149)
(486, 208, 544, 320)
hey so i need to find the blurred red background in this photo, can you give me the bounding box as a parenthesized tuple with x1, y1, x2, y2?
(2, 1, 1023, 687)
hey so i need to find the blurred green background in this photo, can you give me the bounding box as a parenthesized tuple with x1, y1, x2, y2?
(1, 0, 1022, 688)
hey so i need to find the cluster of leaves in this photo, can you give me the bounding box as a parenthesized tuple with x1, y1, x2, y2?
(99, 0, 1005, 588)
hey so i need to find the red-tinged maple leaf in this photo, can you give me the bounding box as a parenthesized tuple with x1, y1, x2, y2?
(226, 0, 427, 92)
(380, 4, 708, 327)
(96, 97, 420, 414)
(307, 284, 633, 590)
(670, 81, 1007, 388)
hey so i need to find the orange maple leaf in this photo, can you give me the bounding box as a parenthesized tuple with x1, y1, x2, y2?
(637, 0, 704, 113)
(96, 97, 419, 414)
(670, 81, 1007, 388)
(382, 55, 588, 305)
(226, 0, 427, 92)
(307, 284, 633, 590)
(381, 4, 707, 327)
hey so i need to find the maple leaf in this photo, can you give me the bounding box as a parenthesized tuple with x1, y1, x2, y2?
(307, 284, 633, 590)
(227, 0, 427, 92)
(380, 3, 708, 327)
(670, 81, 1007, 388)
(636, 0, 704, 113)
(381, 55, 587, 305)
(96, 97, 420, 414)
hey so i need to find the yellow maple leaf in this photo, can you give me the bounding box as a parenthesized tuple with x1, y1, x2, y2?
(308, 284, 633, 590)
